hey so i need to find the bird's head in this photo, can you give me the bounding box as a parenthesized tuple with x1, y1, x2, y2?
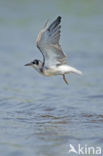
(24, 59, 42, 72)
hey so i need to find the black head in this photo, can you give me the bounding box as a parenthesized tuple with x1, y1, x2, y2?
(32, 59, 39, 65)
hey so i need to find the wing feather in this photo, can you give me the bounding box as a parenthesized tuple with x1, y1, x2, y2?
(36, 16, 67, 67)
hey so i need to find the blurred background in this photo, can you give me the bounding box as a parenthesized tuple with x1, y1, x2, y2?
(0, 0, 103, 156)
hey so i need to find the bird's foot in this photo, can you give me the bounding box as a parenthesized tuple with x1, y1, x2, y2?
(63, 74, 68, 85)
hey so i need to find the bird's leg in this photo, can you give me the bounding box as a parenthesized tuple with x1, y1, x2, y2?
(63, 74, 68, 85)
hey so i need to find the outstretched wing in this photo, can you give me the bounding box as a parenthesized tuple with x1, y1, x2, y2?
(36, 16, 67, 68)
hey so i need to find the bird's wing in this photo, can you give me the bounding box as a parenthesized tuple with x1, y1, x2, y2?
(36, 16, 67, 67)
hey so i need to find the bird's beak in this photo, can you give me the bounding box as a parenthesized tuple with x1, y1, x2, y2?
(24, 62, 33, 66)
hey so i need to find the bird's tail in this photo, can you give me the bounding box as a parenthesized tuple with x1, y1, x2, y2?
(70, 67, 82, 75)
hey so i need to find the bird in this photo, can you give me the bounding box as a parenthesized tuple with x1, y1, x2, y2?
(25, 16, 82, 85)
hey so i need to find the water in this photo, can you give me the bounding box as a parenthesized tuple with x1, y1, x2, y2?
(0, 0, 103, 155)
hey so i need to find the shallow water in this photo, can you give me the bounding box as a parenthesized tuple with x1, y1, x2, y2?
(0, 0, 103, 156)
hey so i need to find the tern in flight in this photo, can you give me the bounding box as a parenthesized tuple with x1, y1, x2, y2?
(25, 16, 82, 85)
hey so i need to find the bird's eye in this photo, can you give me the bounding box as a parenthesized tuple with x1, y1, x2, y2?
(32, 60, 39, 65)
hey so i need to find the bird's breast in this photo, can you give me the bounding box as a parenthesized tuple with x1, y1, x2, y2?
(41, 67, 58, 76)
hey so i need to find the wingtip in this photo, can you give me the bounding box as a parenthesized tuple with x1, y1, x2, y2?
(58, 16, 61, 18)
(57, 16, 62, 22)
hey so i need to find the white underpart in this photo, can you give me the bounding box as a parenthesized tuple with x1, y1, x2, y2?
(43, 65, 82, 76)
(57, 65, 82, 75)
